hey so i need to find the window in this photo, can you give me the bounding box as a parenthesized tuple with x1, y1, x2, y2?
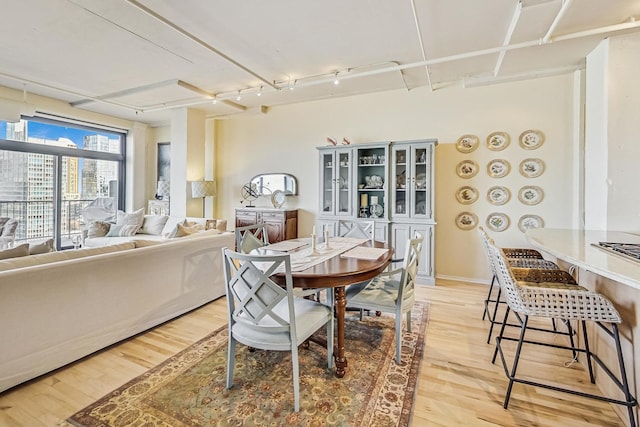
(0, 117, 126, 249)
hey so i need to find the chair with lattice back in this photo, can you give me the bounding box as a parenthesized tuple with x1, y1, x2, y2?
(345, 234, 423, 364)
(222, 248, 334, 412)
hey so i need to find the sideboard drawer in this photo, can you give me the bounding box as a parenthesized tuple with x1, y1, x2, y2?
(261, 211, 285, 221)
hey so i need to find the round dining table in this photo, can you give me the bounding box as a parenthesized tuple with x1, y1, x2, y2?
(268, 239, 392, 378)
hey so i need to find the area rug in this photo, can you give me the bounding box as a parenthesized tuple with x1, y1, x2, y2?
(67, 301, 429, 427)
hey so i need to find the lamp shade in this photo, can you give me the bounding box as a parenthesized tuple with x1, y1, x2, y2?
(191, 180, 217, 198)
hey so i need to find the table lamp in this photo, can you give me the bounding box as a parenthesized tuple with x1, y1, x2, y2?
(191, 180, 217, 217)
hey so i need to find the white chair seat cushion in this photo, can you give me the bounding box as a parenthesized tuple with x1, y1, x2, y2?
(346, 275, 414, 311)
(231, 297, 332, 351)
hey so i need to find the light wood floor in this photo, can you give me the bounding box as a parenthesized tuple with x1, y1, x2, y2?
(0, 279, 627, 426)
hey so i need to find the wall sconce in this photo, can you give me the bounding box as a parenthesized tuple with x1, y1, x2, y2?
(191, 180, 217, 217)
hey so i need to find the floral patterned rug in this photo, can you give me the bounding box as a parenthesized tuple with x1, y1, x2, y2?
(67, 301, 429, 427)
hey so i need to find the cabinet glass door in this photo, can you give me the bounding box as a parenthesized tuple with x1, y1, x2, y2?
(411, 145, 430, 218)
(392, 147, 409, 218)
(356, 146, 387, 218)
(320, 152, 334, 214)
(336, 150, 352, 215)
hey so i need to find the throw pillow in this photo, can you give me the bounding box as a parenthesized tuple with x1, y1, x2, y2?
(1, 219, 18, 237)
(241, 232, 265, 254)
(116, 208, 145, 229)
(183, 219, 205, 231)
(106, 224, 140, 237)
(139, 215, 169, 235)
(174, 223, 201, 238)
(0, 243, 29, 260)
(29, 238, 55, 255)
(87, 221, 111, 238)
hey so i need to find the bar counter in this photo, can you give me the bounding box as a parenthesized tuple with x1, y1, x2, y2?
(525, 228, 640, 290)
(525, 227, 640, 424)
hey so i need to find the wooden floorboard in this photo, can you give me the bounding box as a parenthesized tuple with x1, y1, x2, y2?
(0, 279, 627, 426)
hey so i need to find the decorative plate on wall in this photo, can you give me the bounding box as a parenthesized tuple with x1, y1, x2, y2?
(455, 212, 478, 230)
(486, 132, 510, 151)
(518, 186, 544, 205)
(455, 186, 479, 204)
(487, 186, 511, 205)
(486, 212, 510, 232)
(518, 214, 545, 233)
(456, 134, 480, 153)
(519, 129, 545, 150)
(456, 160, 479, 179)
(487, 159, 511, 178)
(519, 158, 545, 178)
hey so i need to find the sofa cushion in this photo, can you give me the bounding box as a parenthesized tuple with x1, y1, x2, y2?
(139, 215, 169, 235)
(88, 221, 111, 238)
(106, 224, 140, 237)
(116, 208, 145, 228)
(29, 239, 55, 255)
(0, 242, 136, 272)
(0, 243, 29, 260)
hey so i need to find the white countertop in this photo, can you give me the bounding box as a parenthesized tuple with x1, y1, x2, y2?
(525, 228, 640, 290)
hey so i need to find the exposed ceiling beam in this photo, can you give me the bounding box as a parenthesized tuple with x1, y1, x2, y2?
(124, 0, 279, 91)
(70, 79, 180, 107)
(410, 0, 433, 91)
(494, 0, 522, 77)
(544, 0, 573, 43)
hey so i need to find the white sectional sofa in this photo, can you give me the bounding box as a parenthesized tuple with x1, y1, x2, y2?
(0, 230, 234, 393)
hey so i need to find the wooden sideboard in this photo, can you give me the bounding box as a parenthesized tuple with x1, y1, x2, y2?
(235, 208, 298, 244)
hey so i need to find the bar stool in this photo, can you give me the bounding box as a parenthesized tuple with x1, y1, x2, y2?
(489, 242, 637, 427)
(478, 227, 577, 343)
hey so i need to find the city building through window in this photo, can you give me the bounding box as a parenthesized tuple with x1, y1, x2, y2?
(0, 117, 126, 249)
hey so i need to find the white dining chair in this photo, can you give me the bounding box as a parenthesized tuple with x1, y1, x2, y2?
(234, 223, 269, 253)
(336, 219, 375, 242)
(345, 234, 423, 364)
(222, 248, 334, 412)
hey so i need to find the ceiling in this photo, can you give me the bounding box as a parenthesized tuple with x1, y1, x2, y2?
(1, 0, 639, 126)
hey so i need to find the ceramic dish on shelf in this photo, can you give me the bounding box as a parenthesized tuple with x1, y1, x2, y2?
(271, 190, 286, 209)
(415, 201, 426, 215)
(455, 212, 478, 230)
(518, 214, 545, 233)
(519, 158, 545, 178)
(486, 212, 510, 232)
(518, 185, 544, 205)
(486, 131, 510, 151)
(487, 159, 511, 178)
(455, 186, 478, 205)
(415, 173, 427, 189)
(487, 186, 511, 205)
(456, 134, 479, 153)
(519, 129, 545, 150)
(456, 160, 479, 179)
(369, 203, 384, 218)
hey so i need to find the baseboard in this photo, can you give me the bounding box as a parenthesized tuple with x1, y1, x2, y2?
(434, 274, 490, 286)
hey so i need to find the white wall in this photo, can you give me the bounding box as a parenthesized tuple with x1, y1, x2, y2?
(215, 75, 576, 283)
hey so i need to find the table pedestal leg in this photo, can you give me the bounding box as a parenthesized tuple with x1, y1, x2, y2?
(334, 286, 348, 378)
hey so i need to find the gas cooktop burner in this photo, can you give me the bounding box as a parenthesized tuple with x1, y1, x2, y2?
(594, 242, 640, 262)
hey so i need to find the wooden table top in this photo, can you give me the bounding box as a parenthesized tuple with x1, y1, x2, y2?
(269, 240, 393, 288)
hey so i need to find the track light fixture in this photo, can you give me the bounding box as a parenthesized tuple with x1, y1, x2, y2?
(236, 90, 242, 101)
(334, 72, 340, 85)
